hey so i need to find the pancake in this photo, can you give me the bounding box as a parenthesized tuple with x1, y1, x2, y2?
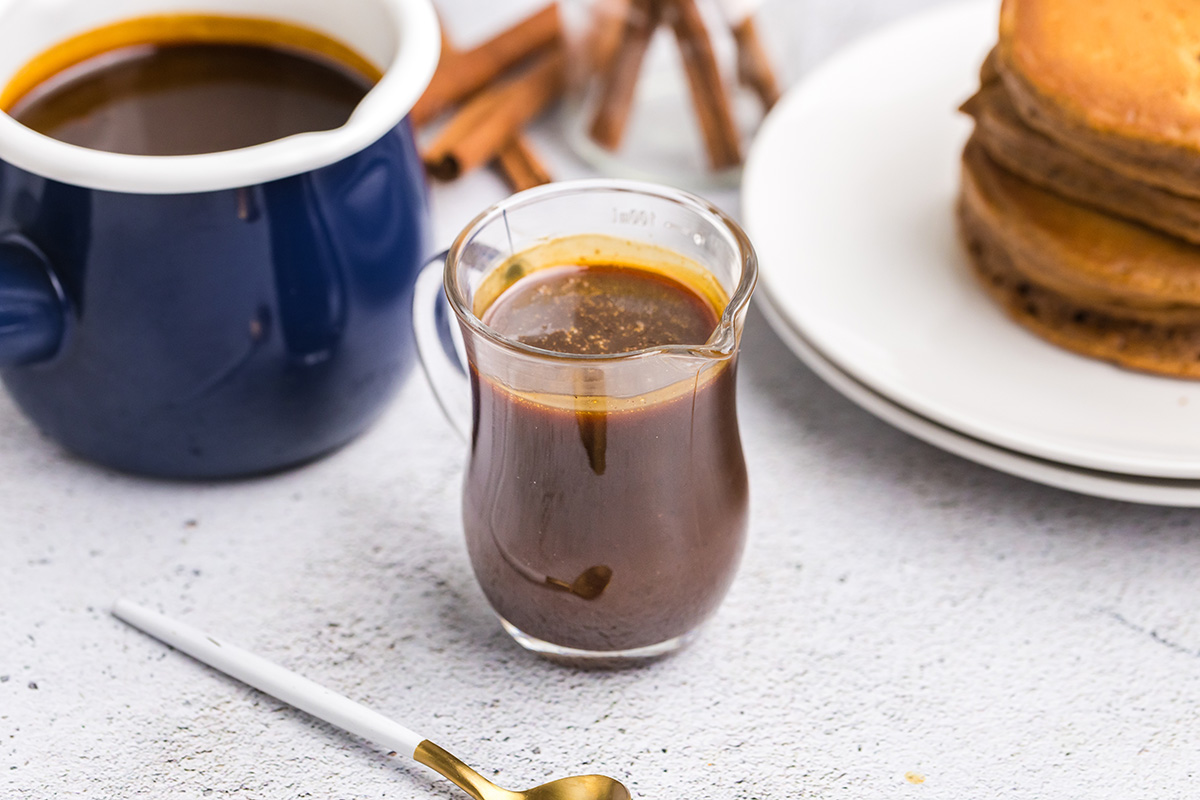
(958, 193, 1200, 379)
(959, 167, 1200, 328)
(996, 0, 1200, 198)
(962, 78, 1200, 246)
(961, 138, 1200, 309)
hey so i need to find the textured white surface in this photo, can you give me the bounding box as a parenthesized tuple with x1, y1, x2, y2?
(4, 1, 1200, 798)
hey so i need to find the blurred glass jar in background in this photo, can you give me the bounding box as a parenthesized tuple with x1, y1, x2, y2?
(560, 0, 795, 190)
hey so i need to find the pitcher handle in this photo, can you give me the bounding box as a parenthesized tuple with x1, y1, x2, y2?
(0, 238, 65, 367)
(412, 251, 471, 442)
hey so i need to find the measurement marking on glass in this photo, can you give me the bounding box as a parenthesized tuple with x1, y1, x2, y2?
(612, 208, 655, 226)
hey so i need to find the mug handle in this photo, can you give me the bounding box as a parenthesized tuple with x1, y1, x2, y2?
(0, 238, 65, 367)
(412, 251, 472, 442)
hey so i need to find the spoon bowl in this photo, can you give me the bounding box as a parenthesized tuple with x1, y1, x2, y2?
(416, 741, 632, 800)
(523, 775, 633, 800)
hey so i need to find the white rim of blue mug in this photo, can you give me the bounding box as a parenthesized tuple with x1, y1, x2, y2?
(0, 0, 439, 195)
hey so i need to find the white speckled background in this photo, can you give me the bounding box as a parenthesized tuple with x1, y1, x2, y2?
(4, 1, 1200, 798)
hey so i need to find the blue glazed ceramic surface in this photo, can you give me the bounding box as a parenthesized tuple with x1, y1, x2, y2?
(0, 122, 431, 477)
(0, 0, 440, 478)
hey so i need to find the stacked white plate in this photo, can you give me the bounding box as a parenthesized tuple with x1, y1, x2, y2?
(742, 0, 1200, 506)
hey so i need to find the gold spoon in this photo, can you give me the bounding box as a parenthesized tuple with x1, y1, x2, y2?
(112, 599, 632, 800)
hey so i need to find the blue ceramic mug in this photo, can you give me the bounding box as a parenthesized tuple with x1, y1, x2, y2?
(0, 0, 439, 478)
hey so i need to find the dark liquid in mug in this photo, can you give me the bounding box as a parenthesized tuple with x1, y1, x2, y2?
(8, 39, 372, 155)
(464, 263, 749, 653)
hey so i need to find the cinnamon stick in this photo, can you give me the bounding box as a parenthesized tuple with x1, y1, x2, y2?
(412, 5, 562, 128)
(423, 48, 566, 181)
(587, 0, 662, 150)
(588, 0, 634, 74)
(665, 0, 742, 169)
(732, 16, 780, 110)
(495, 135, 553, 192)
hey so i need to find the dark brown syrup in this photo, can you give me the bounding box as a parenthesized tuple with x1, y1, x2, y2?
(481, 264, 720, 355)
(464, 263, 748, 653)
(9, 42, 371, 155)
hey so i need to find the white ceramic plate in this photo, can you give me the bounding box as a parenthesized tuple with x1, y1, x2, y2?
(742, 0, 1200, 480)
(759, 291, 1200, 507)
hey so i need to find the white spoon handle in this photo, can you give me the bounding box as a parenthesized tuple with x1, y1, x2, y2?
(111, 598, 426, 758)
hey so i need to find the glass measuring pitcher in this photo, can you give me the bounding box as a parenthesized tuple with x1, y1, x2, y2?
(414, 180, 757, 664)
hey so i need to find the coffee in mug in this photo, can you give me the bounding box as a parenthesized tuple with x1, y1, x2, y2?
(3, 15, 379, 156)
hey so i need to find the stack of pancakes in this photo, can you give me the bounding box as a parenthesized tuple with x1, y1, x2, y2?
(957, 0, 1200, 378)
